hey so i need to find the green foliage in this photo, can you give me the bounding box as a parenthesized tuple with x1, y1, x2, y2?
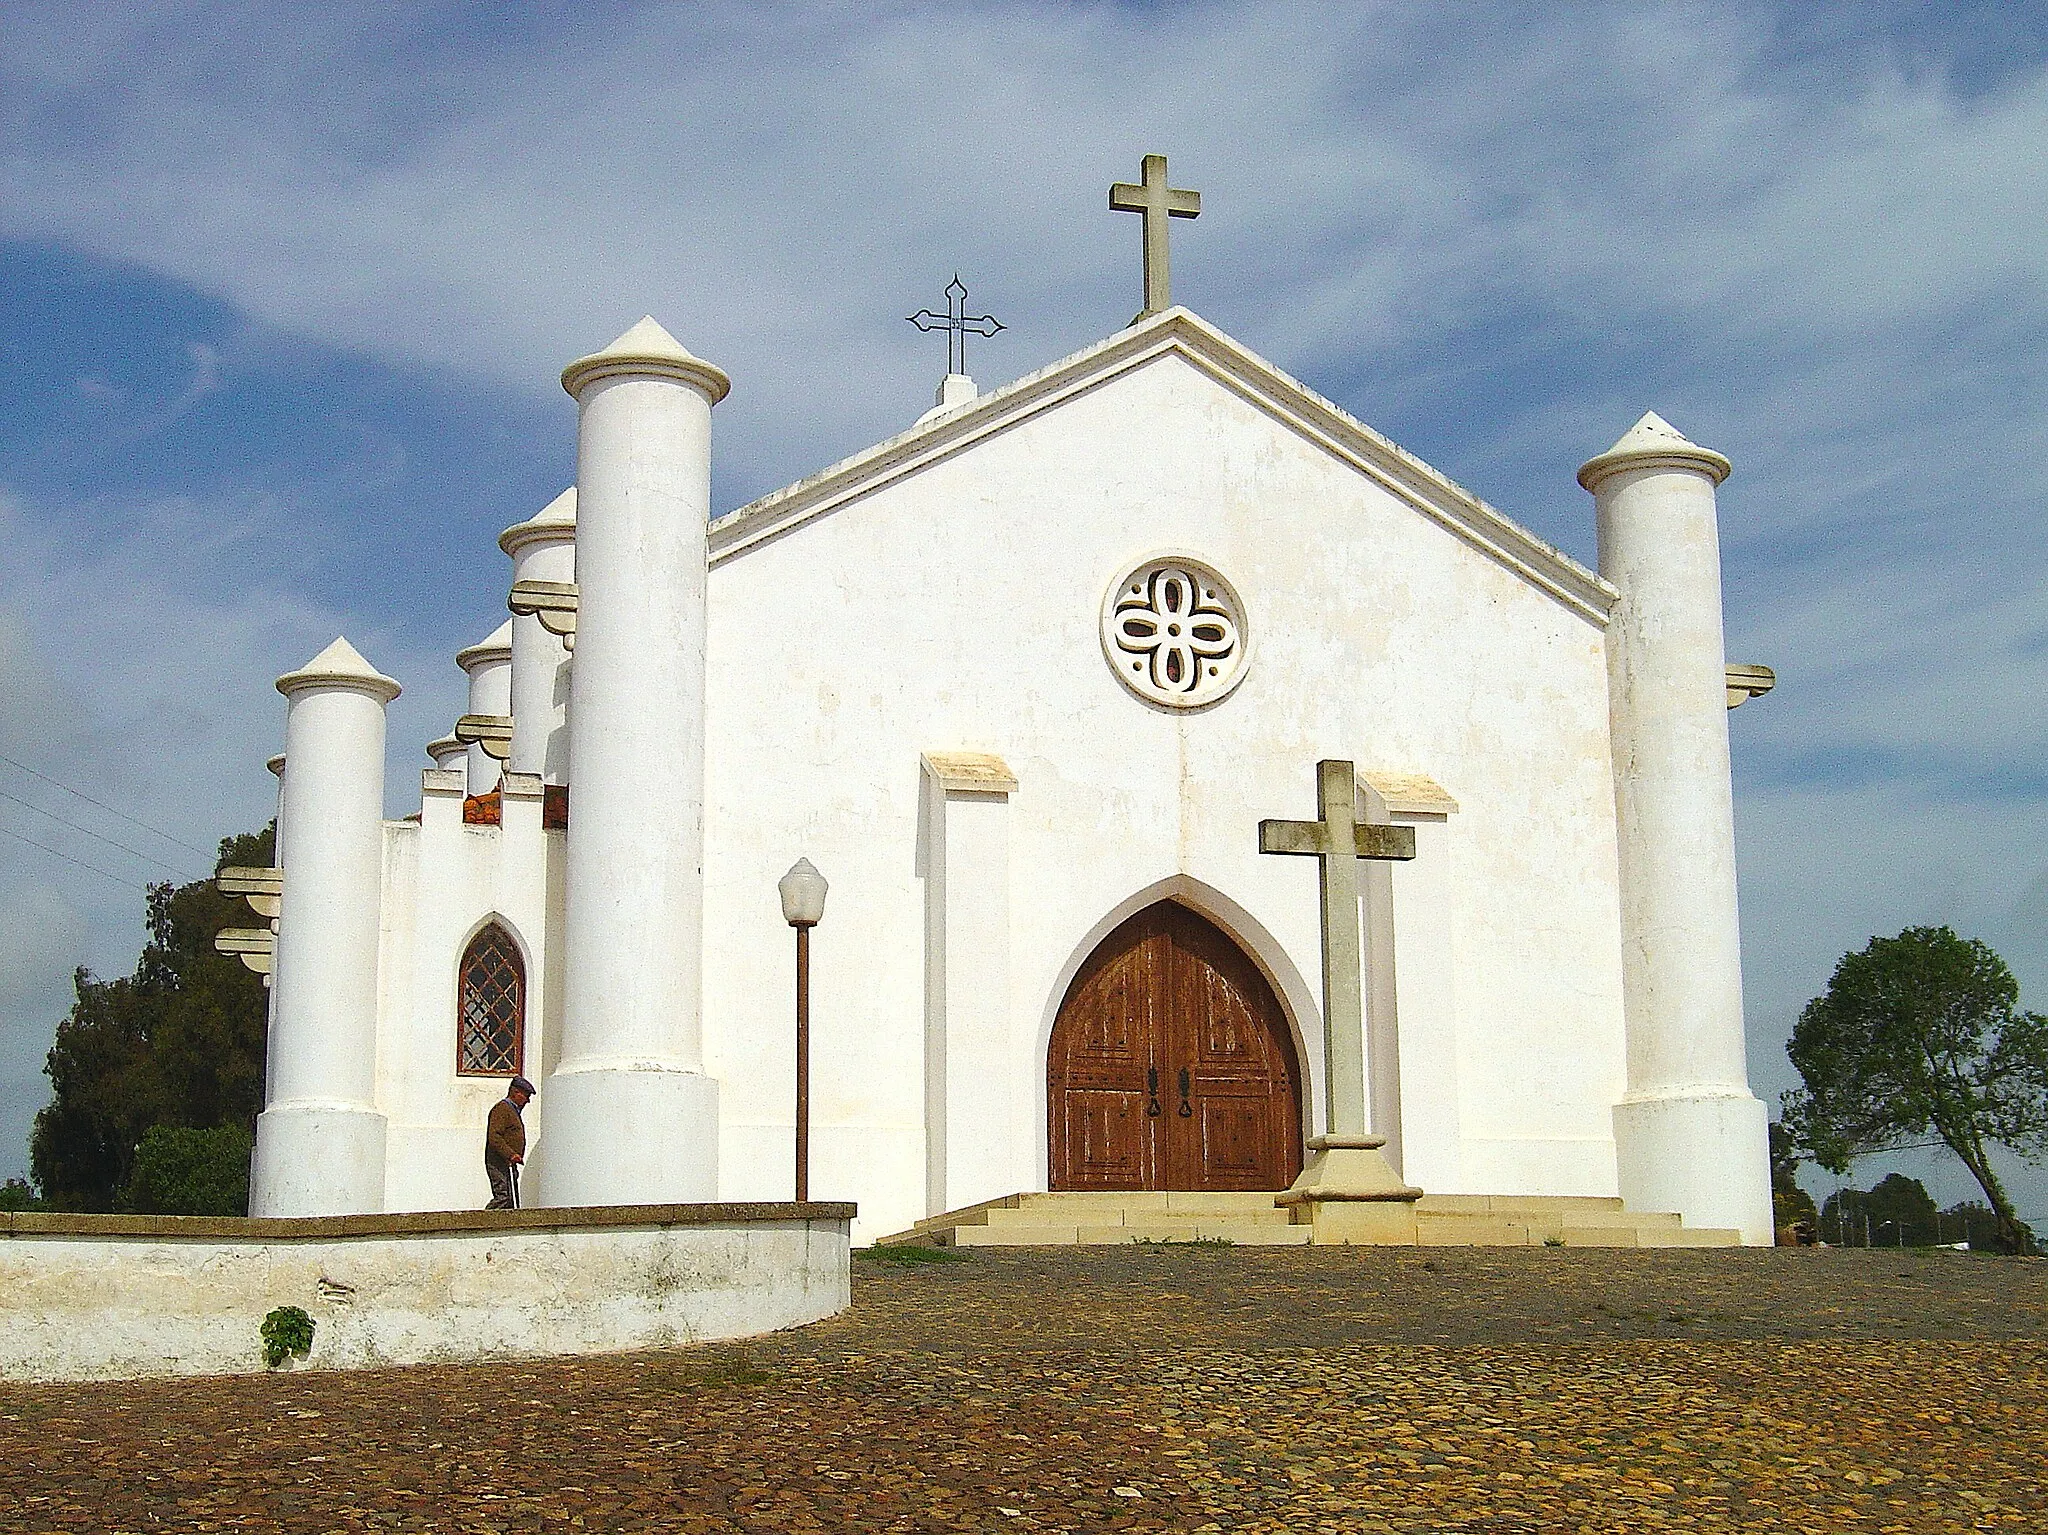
(1937, 1201, 2009, 1250)
(1820, 1173, 1939, 1246)
(1782, 926, 2048, 1255)
(856, 1242, 970, 1264)
(260, 1305, 314, 1369)
(29, 827, 273, 1211)
(121, 1124, 254, 1216)
(0, 1178, 43, 1212)
(1769, 1120, 1817, 1232)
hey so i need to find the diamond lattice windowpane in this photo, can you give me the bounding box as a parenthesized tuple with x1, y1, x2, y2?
(458, 924, 525, 1075)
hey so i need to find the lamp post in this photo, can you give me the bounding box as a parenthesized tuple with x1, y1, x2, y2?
(778, 858, 828, 1202)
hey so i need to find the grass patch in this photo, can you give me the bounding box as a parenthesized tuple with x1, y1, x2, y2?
(1131, 1235, 1235, 1247)
(643, 1354, 778, 1392)
(859, 1242, 970, 1264)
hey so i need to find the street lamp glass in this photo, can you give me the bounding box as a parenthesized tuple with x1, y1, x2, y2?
(779, 857, 828, 926)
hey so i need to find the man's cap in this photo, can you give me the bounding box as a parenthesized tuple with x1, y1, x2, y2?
(510, 1076, 536, 1096)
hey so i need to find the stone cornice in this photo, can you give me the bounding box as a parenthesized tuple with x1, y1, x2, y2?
(0, 1200, 857, 1242)
(710, 308, 1618, 626)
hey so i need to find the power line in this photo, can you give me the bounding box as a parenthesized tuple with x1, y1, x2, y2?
(0, 749, 215, 860)
(0, 823, 147, 892)
(0, 786, 201, 882)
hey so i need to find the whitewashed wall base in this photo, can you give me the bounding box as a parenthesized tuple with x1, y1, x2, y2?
(1613, 1092, 1771, 1245)
(250, 1105, 389, 1218)
(527, 1067, 720, 1206)
(0, 1207, 849, 1382)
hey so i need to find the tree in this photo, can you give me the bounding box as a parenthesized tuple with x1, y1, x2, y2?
(1939, 1201, 2006, 1250)
(1769, 1119, 1817, 1236)
(122, 1125, 255, 1216)
(1820, 1173, 1938, 1247)
(27, 826, 272, 1212)
(1783, 926, 2048, 1255)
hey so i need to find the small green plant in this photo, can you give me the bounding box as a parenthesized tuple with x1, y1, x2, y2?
(1542, 1235, 1566, 1248)
(858, 1242, 969, 1264)
(261, 1305, 315, 1368)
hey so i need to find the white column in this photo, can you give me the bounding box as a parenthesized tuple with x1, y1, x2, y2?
(1581, 412, 1771, 1245)
(499, 487, 577, 783)
(530, 317, 730, 1208)
(263, 752, 286, 1109)
(918, 753, 1016, 1215)
(250, 637, 399, 1217)
(456, 621, 513, 797)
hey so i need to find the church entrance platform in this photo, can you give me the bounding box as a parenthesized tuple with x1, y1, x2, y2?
(876, 1190, 1739, 1248)
(0, 1201, 853, 1382)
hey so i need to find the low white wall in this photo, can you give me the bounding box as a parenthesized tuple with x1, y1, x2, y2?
(0, 1201, 852, 1382)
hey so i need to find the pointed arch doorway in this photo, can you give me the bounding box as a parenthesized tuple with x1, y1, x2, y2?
(1049, 901, 1304, 1191)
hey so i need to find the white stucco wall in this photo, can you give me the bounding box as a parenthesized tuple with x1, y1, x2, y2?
(698, 342, 1629, 1243)
(0, 1207, 849, 1382)
(376, 772, 565, 1214)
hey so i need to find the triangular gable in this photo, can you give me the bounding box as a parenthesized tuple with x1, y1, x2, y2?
(709, 308, 1618, 625)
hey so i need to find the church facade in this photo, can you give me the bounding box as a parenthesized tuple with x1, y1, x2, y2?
(238, 302, 1775, 1245)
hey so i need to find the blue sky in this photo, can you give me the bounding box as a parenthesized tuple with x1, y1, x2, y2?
(4, 1, 2048, 1217)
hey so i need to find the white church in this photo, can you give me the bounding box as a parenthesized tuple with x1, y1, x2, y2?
(230, 161, 1776, 1247)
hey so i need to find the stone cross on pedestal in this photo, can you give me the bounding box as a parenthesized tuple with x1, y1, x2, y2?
(1109, 153, 1201, 320)
(1259, 758, 1426, 1240)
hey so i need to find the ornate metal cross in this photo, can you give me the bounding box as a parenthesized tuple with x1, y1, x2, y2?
(1259, 759, 1415, 1138)
(1110, 152, 1201, 319)
(907, 275, 1004, 376)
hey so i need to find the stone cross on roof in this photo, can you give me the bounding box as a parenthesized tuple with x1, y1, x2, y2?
(1110, 153, 1201, 321)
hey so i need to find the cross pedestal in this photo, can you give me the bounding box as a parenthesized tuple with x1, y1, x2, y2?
(1259, 759, 1425, 1242)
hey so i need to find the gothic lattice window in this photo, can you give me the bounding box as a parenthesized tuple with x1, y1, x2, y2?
(458, 923, 525, 1076)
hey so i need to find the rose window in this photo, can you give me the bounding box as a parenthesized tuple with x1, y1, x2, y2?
(1101, 557, 1250, 708)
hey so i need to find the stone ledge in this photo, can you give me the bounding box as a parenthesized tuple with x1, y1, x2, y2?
(1, 1200, 857, 1243)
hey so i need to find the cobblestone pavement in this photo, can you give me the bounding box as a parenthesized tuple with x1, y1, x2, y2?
(4, 1245, 2047, 1532)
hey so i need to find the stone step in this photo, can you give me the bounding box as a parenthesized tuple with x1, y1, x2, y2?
(950, 1221, 1313, 1248)
(1637, 1226, 1742, 1248)
(1416, 1194, 1631, 1215)
(1418, 1219, 1532, 1247)
(1420, 1208, 1682, 1232)
(982, 1205, 1289, 1229)
(988, 1191, 1280, 1214)
(875, 1190, 1742, 1250)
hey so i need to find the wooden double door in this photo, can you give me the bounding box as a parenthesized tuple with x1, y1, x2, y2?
(1049, 902, 1304, 1191)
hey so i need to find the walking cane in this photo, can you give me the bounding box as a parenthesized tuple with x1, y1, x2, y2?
(510, 1161, 520, 1211)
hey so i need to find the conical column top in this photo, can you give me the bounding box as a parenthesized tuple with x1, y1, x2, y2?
(499, 486, 577, 556)
(276, 636, 402, 702)
(561, 316, 731, 403)
(1578, 410, 1731, 491)
(455, 619, 514, 673)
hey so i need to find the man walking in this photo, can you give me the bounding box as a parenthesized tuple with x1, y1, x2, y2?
(485, 1076, 535, 1210)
